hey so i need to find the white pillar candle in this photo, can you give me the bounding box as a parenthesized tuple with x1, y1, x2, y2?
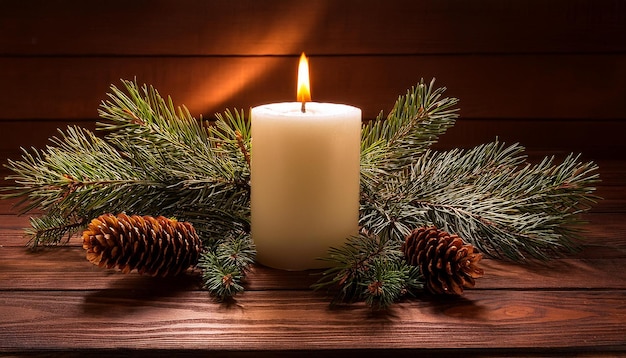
(251, 102, 361, 270)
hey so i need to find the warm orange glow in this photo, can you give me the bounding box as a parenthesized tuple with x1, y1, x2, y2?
(297, 52, 311, 104)
(189, 2, 330, 117)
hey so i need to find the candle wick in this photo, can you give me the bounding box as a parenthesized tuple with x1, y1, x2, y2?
(301, 101, 306, 113)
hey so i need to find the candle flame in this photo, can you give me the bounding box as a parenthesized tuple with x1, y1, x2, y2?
(297, 53, 311, 107)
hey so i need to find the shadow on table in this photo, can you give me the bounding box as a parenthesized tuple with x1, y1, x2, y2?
(81, 273, 201, 316)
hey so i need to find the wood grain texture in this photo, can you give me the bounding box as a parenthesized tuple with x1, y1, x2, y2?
(0, 290, 624, 353)
(1, 55, 624, 121)
(1, 246, 626, 291)
(1, 0, 624, 55)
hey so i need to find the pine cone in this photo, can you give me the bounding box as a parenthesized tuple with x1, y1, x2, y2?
(402, 226, 484, 295)
(82, 213, 202, 277)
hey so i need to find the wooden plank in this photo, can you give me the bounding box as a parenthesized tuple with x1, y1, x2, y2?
(0, 244, 625, 291)
(436, 119, 626, 160)
(582, 159, 626, 187)
(0, 290, 624, 352)
(0, 55, 624, 121)
(1, 0, 624, 55)
(592, 186, 626, 213)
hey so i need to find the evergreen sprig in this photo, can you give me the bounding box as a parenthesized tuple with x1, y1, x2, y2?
(3, 80, 250, 247)
(197, 232, 255, 300)
(2, 80, 253, 297)
(358, 141, 599, 260)
(313, 232, 422, 309)
(360, 78, 459, 185)
(2, 78, 600, 308)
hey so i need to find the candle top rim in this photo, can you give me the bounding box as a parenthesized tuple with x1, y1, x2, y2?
(252, 102, 360, 117)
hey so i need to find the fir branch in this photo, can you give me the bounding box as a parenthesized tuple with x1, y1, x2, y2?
(360, 78, 459, 184)
(199, 252, 246, 300)
(2, 80, 251, 247)
(235, 130, 251, 167)
(313, 232, 422, 307)
(360, 140, 600, 261)
(25, 213, 88, 247)
(197, 232, 255, 299)
(362, 259, 422, 309)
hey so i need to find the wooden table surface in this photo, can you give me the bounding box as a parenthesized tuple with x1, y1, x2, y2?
(0, 159, 625, 357)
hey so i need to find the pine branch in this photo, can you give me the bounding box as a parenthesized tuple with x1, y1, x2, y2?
(360, 140, 600, 261)
(362, 259, 422, 309)
(313, 233, 393, 303)
(98, 80, 248, 187)
(2, 80, 251, 247)
(25, 213, 88, 247)
(197, 232, 255, 299)
(199, 252, 246, 299)
(321, 140, 598, 307)
(98, 81, 251, 241)
(313, 232, 422, 307)
(213, 108, 251, 171)
(360, 78, 459, 185)
(1, 126, 162, 245)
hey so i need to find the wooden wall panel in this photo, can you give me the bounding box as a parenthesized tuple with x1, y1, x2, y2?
(0, 0, 624, 162)
(1, 55, 624, 121)
(1, 0, 624, 55)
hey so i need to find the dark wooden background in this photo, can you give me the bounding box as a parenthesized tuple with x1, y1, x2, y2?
(1, 0, 625, 167)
